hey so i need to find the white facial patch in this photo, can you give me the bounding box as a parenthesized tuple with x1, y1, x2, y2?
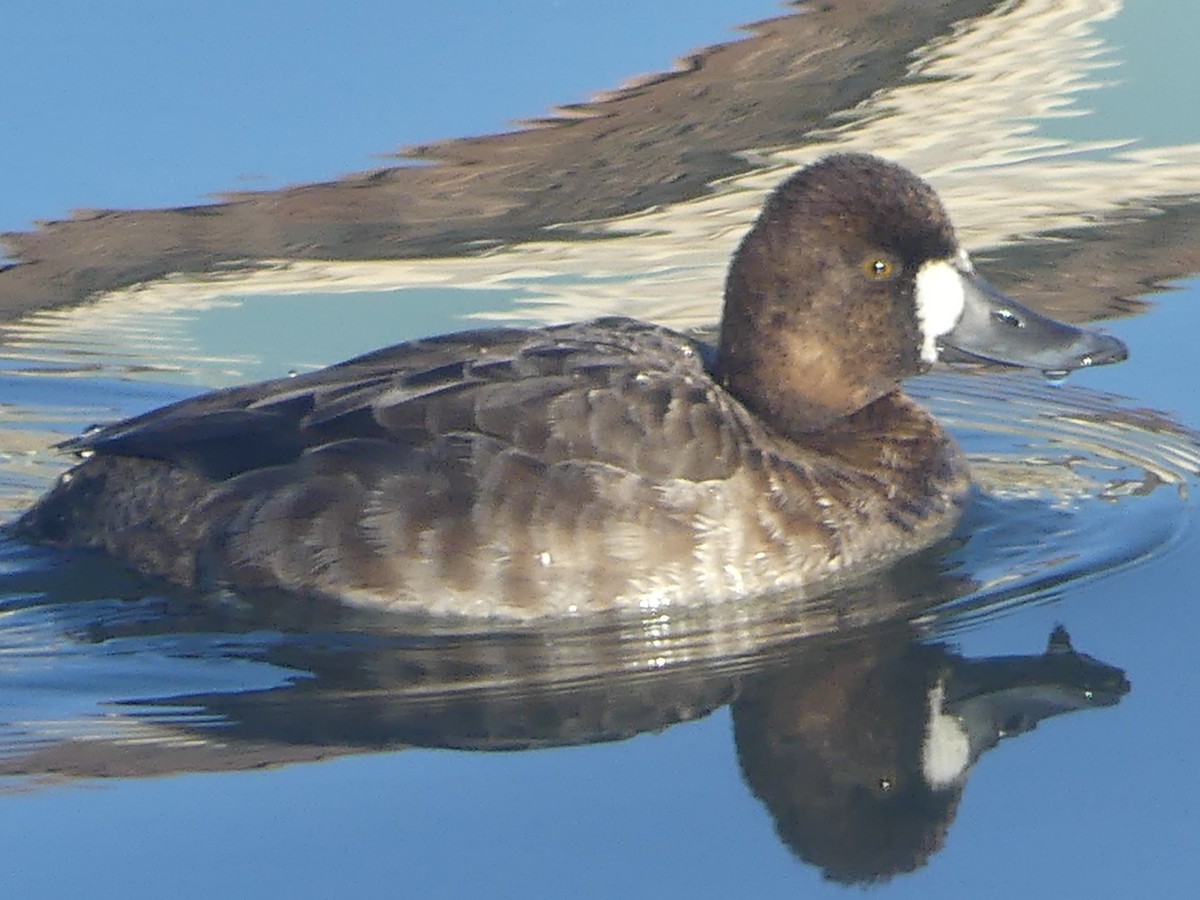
(914, 259, 968, 363)
(921, 679, 971, 789)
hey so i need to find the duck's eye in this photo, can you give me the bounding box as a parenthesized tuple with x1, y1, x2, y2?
(993, 309, 1024, 328)
(863, 257, 899, 280)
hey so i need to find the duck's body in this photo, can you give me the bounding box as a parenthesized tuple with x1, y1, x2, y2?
(14, 155, 1126, 618)
(17, 319, 967, 616)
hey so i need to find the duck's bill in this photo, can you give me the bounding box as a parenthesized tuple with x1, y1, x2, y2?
(937, 271, 1128, 373)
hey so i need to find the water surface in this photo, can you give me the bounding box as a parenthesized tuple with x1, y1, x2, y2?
(2, 1, 1199, 897)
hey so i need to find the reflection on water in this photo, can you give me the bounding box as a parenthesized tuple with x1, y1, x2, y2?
(0, 543, 1132, 884)
(1, 0, 1200, 894)
(6, 0, 1200, 350)
(734, 625, 1128, 883)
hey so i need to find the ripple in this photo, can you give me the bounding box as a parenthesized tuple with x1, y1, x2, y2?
(911, 370, 1199, 631)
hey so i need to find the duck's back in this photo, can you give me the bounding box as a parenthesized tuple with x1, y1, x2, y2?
(16, 317, 967, 617)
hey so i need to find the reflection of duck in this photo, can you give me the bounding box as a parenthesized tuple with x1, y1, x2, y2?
(14, 155, 1126, 617)
(733, 625, 1130, 884)
(0, 588, 1129, 889)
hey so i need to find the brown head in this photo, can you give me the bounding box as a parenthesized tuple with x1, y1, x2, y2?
(717, 154, 1127, 437)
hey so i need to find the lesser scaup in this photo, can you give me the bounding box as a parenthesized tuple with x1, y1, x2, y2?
(14, 154, 1127, 617)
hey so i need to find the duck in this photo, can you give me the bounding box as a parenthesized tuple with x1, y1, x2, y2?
(13, 154, 1127, 618)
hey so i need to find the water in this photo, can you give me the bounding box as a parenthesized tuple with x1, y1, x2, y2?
(2, 2, 1200, 897)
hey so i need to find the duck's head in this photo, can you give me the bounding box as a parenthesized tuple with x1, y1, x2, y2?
(717, 153, 1127, 435)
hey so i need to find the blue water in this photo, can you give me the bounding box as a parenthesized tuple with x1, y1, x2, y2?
(3, 2, 1200, 897)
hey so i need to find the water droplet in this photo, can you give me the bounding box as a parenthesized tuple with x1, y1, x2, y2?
(1043, 369, 1070, 385)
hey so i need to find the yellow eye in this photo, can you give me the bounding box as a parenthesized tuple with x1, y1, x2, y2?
(863, 257, 899, 280)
